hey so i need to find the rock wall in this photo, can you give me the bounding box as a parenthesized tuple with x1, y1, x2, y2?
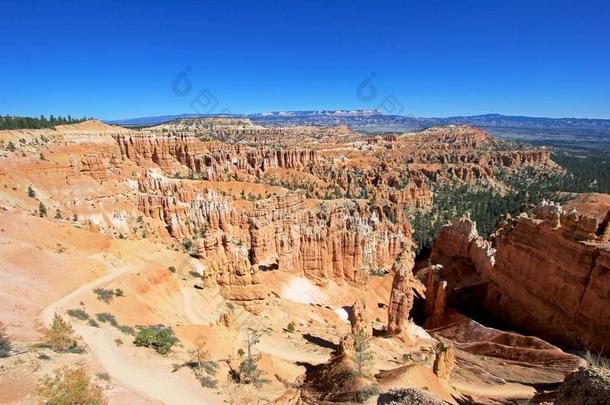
(430, 202, 610, 353)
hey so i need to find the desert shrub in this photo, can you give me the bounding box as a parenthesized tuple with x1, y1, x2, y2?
(95, 313, 118, 327)
(230, 357, 269, 387)
(38, 353, 51, 361)
(38, 202, 47, 217)
(368, 267, 386, 277)
(96, 372, 110, 382)
(286, 322, 296, 333)
(114, 288, 124, 297)
(54, 209, 62, 219)
(354, 386, 379, 403)
(183, 238, 194, 252)
(189, 345, 218, 388)
(237, 348, 245, 357)
(45, 314, 77, 353)
(0, 322, 12, 357)
(168, 266, 176, 273)
(37, 367, 107, 405)
(117, 325, 135, 336)
(114, 338, 123, 346)
(87, 319, 99, 327)
(134, 326, 178, 355)
(93, 288, 115, 303)
(201, 376, 217, 388)
(67, 308, 89, 320)
(27, 185, 36, 198)
(584, 350, 610, 370)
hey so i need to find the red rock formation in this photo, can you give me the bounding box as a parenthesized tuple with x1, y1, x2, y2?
(387, 249, 420, 335)
(349, 298, 372, 337)
(423, 265, 449, 327)
(431, 202, 610, 353)
(430, 214, 495, 275)
(432, 342, 455, 380)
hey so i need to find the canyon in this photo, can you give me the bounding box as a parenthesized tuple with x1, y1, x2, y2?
(0, 118, 608, 404)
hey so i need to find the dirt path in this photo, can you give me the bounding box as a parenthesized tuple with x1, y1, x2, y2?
(40, 259, 220, 405)
(41, 264, 134, 326)
(76, 326, 212, 405)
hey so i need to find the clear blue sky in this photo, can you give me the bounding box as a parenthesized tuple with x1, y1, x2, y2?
(1, 0, 609, 120)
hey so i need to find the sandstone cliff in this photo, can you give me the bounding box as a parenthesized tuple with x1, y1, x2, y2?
(430, 201, 610, 353)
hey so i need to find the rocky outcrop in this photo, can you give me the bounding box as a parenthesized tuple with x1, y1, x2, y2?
(200, 234, 266, 314)
(430, 202, 610, 354)
(250, 197, 408, 285)
(432, 342, 455, 380)
(423, 265, 448, 327)
(431, 312, 587, 387)
(348, 298, 372, 337)
(484, 210, 610, 353)
(387, 249, 422, 335)
(430, 214, 495, 274)
(115, 132, 318, 179)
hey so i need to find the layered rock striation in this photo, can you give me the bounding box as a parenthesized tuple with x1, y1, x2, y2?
(430, 202, 610, 353)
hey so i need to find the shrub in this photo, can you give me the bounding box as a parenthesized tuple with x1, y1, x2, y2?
(237, 348, 245, 357)
(114, 288, 124, 297)
(67, 308, 89, 321)
(354, 386, 379, 403)
(183, 238, 193, 252)
(96, 372, 111, 382)
(38, 202, 47, 217)
(45, 314, 77, 353)
(201, 376, 217, 388)
(87, 319, 99, 327)
(368, 267, 386, 277)
(95, 313, 118, 327)
(117, 325, 135, 336)
(168, 266, 176, 273)
(93, 288, 115, 303)
(584, 350, 610, 370)
(37, 367, 107, 405)
(54, 209, 62, 219)
(27, 185, 36, 198)
(286, 322, 296, 333)
(190, 344, 219, 388)
(134, 326, 178, 355)
(0, 322, 12, 357)
(230, 357, 269, 387)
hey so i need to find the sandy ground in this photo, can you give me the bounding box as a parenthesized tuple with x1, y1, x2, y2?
(36, 241, 224, 405)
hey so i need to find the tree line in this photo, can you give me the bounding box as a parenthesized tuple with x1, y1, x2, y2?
(0, 115, 93, 130)
(410, 147, 610, 256)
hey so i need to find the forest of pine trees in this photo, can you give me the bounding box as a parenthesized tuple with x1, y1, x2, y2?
(410, 148, 610, 255)
(0, 115, 92, 130)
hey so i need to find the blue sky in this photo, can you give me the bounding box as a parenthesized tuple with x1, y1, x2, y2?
(1, 0, 609, 119)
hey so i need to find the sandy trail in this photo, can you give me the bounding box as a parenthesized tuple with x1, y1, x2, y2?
(180, 285, 224, 325)
(76, 326, 210, 405)
(41, 263, 135, 326)
(40, 256, 219, 405)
